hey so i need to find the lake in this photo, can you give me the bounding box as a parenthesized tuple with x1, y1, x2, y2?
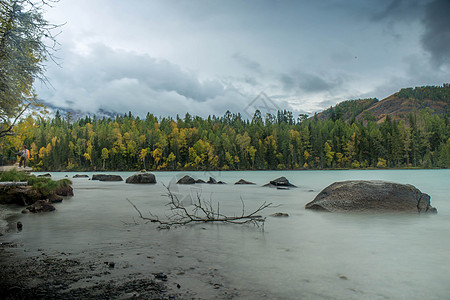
(2, 170, 450, 299)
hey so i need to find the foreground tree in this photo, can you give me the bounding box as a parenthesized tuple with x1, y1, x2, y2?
(0, 0, 60, 138)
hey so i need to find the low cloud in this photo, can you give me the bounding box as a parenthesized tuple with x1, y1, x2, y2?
(232, 52, 262, 74)
(279, 72, 344, 93)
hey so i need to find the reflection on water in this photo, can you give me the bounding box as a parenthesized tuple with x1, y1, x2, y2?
(3, 170, 450, 299)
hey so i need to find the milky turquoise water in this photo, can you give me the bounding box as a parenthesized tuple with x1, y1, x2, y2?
(3, 170, 450, 299)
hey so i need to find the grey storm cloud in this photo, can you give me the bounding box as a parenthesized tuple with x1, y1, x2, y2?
(369, 0, 450, 67)
(37, 43, 251, 117)
(370, 0, 423, 22)
(36, 0, 449, 117)
(83, 44, 225, 102)
(421, 0, 450, 66)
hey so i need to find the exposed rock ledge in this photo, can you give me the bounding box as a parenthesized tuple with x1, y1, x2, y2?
(305, 180, 437, 214)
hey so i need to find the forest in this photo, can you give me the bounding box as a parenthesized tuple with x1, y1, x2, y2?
(2, 104, 449, 171)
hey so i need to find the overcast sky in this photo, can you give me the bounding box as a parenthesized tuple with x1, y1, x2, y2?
(36, 0, 450, 119)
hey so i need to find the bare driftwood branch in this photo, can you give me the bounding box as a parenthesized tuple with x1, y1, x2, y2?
(127, 184, 272, 228)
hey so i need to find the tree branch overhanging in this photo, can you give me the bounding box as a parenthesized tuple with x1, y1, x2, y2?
(127, 185, 272, 229)
(0, 100, 32, 138)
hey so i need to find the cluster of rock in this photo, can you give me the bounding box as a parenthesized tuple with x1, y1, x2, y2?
(0, 183, 74, 213)
(175, 176, 296, 187)
(176, 175, 226, 185)
(71, 173, 157, 183)
(70, 173, 296, 189)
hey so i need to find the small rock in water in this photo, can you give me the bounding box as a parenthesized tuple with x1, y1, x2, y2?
(270, 212, 289, 217)
(37, 173, 51, 178)
(157, 225, 171, 230)
(207, 177, 217, 184)
(338, 275, 348, 280)
(234, 179, 256, 185)
(177, 175, 196, 184)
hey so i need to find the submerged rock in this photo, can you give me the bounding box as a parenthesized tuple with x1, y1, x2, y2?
(126, 173, 156, 184)
(177, 175, 195, 184)
(37, 173, 51, 178)
(73, 174, 89, 178)
(263, 177, 296, 188)
(26, 200, 55, 213)
(270, 212, 289, 217)
(235, 179, 255, 185)
(92, 174, 123, 181)
(305, 180, 437, 213)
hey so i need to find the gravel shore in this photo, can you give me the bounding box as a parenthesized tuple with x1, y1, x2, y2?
(0, 221, 239, 300)
(0, 242, 173, 299)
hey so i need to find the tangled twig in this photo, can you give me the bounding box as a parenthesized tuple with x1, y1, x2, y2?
(127, 184, 272, 229)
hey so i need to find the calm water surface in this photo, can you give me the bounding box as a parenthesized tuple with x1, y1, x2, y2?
(3, 170, 450, 299)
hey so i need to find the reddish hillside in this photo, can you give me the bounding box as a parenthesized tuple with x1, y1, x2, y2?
(315, 85, 449, 124)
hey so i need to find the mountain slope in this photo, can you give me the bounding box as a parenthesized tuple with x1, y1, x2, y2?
(314, 98, 379, 121)
(316, 85, 449, 123)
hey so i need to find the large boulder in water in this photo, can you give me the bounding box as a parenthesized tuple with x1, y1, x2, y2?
(126, 173, 156, 184)
(305, 180, 437, 213)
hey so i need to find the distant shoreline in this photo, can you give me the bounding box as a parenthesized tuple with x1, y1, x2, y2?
(27, 167, 447, 173)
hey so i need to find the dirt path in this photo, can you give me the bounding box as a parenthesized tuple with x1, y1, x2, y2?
(0, 166, 33, 172)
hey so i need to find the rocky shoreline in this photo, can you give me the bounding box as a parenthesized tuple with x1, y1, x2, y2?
(0, 242, 174, 299)
(0, 238, 239, 300)
(0, 206, 240, 300)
